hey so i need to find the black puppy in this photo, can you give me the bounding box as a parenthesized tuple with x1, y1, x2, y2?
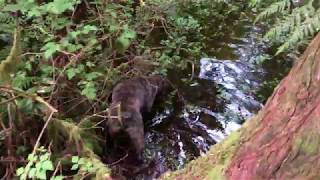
(106, 75, 171, 163)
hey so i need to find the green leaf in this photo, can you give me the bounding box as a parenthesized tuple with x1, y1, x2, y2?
(86, 161, 93, 168)
(36, 170, 47, 180)
(85, 72, 102, 81)
(27, 7, 43, 17)
(66, 44, 83, 52)
(46, 0, 75, 14)
(28, 168, 36, 178)
(36, 162, 42, 171)
(116, 36, 130, 51)
(71, 156, 79, 163)
(41, 160, 54, 171)
(81, 82, 97, 100)
(27, 154, 37, 162)
(122, 29, 136, 39)
(3, 1, 33, 12)
(20, 173, 27, 180)
(88, 167, 96, 173)
(71, 164, 79, 170)
(78, 158, 85, 165)
(16, 167, 25, 176)
(40, 153, 50, 162)
(69, 31, 81, 39)
(116, 27, 136, 51)
(41, 42, 61, 59)
(51, 176, 64, 180)
(66, 68, 77, 80)
(82, 25, 98, 34)
(3, 4, 22, 12)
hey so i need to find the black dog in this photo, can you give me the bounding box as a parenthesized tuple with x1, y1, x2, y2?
(106, 75, 171, 163)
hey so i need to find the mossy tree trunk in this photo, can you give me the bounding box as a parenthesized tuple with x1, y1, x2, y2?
(162, 33, 320, 180)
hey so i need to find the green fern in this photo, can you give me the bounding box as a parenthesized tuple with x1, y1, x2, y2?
(255, 0, 292, 23)
(12, 71, 35, 89)
(277, 8, 320, 53)
(264, 2, 313, 41)
(255, 0, 320, 54)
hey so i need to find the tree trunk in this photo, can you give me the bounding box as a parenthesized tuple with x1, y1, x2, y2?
(162, 33, 320, 180)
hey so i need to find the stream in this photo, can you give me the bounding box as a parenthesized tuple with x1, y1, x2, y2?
(120, 13, 292, 180)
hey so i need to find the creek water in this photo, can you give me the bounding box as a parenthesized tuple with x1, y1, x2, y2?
(118, 13, 292, 180)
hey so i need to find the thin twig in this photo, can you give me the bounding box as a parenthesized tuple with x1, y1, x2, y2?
(109, 153, 128, 166)
(31, 111, 55, 155)
(51, 161, 61, 177)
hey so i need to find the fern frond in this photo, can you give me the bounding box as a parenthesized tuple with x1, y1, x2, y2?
(255, 0, 292, 22)
(12, 72, 36, 89)
(256, 0, 320, 53)
(277, 8, 320, 54)
(264, 1, 315, 41)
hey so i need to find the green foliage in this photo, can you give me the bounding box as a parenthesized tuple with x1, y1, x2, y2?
(71, 155, 96, 173)
(255, 0, 320, 54)
(116, 25, 137, 52)
(0, 1, 15, 33)
(16, 147, 62, 180)
(255, 0, 292, 21)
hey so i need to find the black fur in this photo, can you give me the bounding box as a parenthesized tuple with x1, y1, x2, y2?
(106, 75, 171, 162)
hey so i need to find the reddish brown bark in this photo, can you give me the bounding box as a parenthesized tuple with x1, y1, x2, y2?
(226, 32, 320, 179)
